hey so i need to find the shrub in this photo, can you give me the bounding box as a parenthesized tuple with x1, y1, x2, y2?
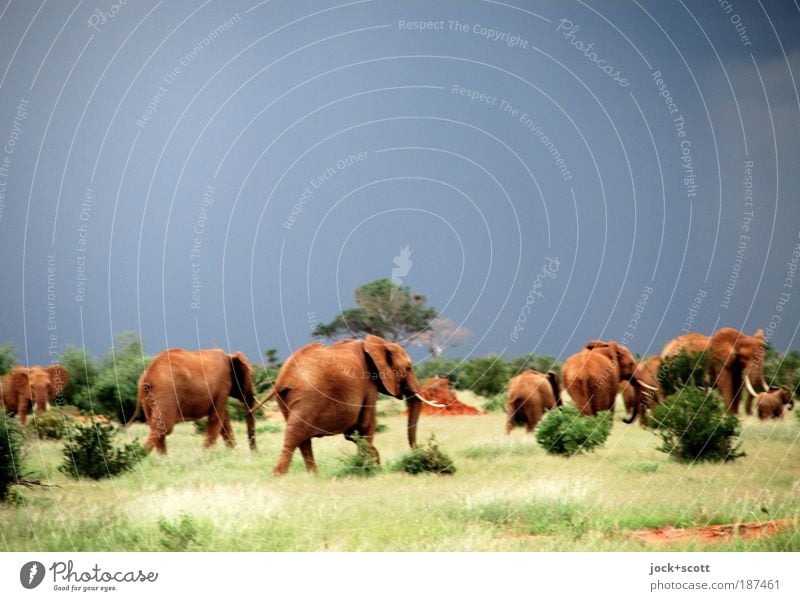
(375, 422, 389, 433)
(28, 410, 76, 440)
(482, 393, 507, 413)
(227, 399, 251, 422)
(0, 415, 26, 502)
(0, 341, 18, 376)
(415, 356, 460, 384)
(59, 345, 100, 414)
(650, 387, 744, 463)
(657, 350, 713, 397)
(456, 356, 511, 397)
(390, 435, 456, 475)
(60, 421, 145, 479)
(535, 407, 612, 456)
(334, 434, 381, 478)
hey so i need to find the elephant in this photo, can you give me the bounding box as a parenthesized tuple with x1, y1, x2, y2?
(505, 370, 561, 433)
(0, 364, 69, 424)
(562, 340, 657, 417)
(754, 386, 795, 420)
(260, 335, 441, 476)
(661, 327, 767, 414)
(620, 356, 662, 425)
(131, 348, 258, 454)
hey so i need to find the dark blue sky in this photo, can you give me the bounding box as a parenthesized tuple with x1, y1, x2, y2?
(1, 0, 798, 367)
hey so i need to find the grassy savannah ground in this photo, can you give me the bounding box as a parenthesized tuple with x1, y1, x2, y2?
(1, 404, 798, 551)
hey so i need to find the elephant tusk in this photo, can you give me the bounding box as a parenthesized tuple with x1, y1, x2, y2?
(638, 381, 659, 392)
(418, 394, 445, 408)
(744, 375, 759, 398)
(761, 377, 770, 393)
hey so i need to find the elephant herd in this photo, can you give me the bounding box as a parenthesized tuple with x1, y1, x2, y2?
(508, 327, 794, 434)
(0, 327, 795, 476)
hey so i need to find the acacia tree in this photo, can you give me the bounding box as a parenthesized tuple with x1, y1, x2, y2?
(312, 279, 438, 346)
(412, 318, 471, 357)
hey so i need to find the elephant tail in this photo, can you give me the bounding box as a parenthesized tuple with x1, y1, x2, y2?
(125, 382, 148, 427)
(547, 371, 562, 407)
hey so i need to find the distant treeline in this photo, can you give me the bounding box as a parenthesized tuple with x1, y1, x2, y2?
(1, 335, 798, 420)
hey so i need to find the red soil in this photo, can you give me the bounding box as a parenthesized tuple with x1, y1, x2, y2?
(412, 377, 486, 416)
(632, 519, 795, 546)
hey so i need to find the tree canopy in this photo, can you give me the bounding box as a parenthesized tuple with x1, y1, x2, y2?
(312, 279, 438, 345)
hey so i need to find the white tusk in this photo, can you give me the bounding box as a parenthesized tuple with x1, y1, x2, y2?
(744, 375, 758, 398)
(418, 394, 445, 408)
(761, 377, 769, 392)
(638, 381, 659, 392)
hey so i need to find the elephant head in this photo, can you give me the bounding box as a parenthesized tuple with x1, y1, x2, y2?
(363, 335, 436, 447)
(772, 386, 795, 411)
(712, 328, 768, 399)
(229, 352, 257, 450)
(584, 341, 658, 417)
(585, 340, 638, 380)
(3, 365, 68, 418)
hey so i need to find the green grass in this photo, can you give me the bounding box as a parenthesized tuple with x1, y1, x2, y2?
(0, 412, 797, 551)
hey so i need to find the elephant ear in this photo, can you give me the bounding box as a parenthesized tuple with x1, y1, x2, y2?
(229, 352, 255, 401)
(363, 335, 401, 398)
(6, 367, 30, 401)
(45, 365, 69, 400)
(585, 340, 608, 350)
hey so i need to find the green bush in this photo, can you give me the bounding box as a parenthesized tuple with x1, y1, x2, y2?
(28, 410, 76, 440)
(375, 422, 389, 433)
(59, 345, 100, 414)
(482, 393, 507, 413)
(456, 356, 511, 397)
(0, 414, 26, 502)
(535, 407, 612, 456)
(415, 356, 460, 384)
(60, 421, 145, 479)
(390, 435, 456, 475)
(334, 434, 381, 478)
(0, 341, 18, 376)
(657, 350, 713, 397)
(764, 347, 800, 393)
(651, 387, 744, 463)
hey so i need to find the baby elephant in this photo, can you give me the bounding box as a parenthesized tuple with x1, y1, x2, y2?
(506, 370, 562, 433)
(755, 387, 795, 420)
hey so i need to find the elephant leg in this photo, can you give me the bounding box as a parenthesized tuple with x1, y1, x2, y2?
(505, 415, 514, 435)
(220, 413, 236, 448)
(18, 401, 28, 425)
(274, 441, 298, 476)
(526, 405, 543, 433)
(205, 414, 222, 448)
(145, 427, 168, 454)
(298, 440, 318, 473)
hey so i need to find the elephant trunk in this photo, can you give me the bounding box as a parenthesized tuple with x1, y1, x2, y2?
(245, 397, 257, 451)
(406, 395, 422, 448)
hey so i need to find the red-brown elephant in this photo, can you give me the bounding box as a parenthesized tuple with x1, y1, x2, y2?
(620, 356, 662, 425)
(0, 365, 69, 424)
(562, 340, 657, 417)
(131, 349, 258, 454)
(505, 370, 561, 433)
(754, 387, 795, 420)
(261, 335, 441, 476)
(661, 327, 767, 414)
